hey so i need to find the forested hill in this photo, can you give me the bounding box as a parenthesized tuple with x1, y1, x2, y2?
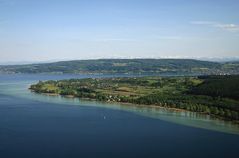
(0, 59, 238, 75)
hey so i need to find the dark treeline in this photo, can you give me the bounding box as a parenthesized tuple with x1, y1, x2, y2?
(190, 75, 239, 100)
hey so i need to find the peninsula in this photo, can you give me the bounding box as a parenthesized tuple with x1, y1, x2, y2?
(30, 75, 239, 121)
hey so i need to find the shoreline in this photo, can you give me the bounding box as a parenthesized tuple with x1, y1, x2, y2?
(30, 90, 188, 112)
(30, 89, 239, 124)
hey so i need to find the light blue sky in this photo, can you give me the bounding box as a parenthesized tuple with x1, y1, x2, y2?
(0, 0, 239, 62)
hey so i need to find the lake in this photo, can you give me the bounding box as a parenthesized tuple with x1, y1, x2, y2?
(0, 74, 239, 158)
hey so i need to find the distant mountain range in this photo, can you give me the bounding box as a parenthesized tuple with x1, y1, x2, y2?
(0, 59, 238, 75)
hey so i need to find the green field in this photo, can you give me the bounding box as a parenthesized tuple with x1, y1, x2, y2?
(30, 75, 239, 121)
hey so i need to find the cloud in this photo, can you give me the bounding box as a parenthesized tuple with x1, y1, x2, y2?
(191, 21, 239, 32)
(191, 21, 217, 25)
(215, 24, 239, 32)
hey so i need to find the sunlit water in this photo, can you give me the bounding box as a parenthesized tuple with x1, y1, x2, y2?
(0, 74, 239, 158)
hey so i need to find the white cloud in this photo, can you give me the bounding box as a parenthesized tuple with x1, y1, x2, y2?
(215, 24, 239, 32)
(191, 21, 216, 25)
(191, 21, 239, 32)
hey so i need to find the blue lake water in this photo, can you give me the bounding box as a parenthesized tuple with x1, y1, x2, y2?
(0, 74, 239, 158)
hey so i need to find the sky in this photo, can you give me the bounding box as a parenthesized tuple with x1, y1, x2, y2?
(0, 0, 239, 62)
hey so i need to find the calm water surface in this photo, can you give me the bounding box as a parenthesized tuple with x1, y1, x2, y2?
(0, 74, 239, 158)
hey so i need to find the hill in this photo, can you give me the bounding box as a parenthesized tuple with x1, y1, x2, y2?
(0, 58, 238, 75)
